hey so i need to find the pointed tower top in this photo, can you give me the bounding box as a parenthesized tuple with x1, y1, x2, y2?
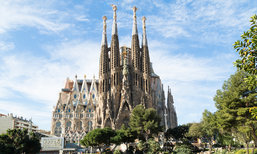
(132, 6, 138, 35)
(101, 16, 108, 46)
(111, 4, 118, 35)
(133, 6, 137, 13)
(84, 74, 87, 79)
(72, 75, 79, 92)
(112, 4, 117, 11)
(142, 16, 148, 46)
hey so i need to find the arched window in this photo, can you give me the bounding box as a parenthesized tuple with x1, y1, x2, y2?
(66, 121, 71, 131)
(79, 121, 82, 130)
(54, 121, 61, 136)
(76, 121, 82, 130)
(88, 121, 92, 131)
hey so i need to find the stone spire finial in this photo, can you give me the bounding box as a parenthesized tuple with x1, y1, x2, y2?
(133, 6, 137, 17)
(132, 6, 138, 35)
(142, 16, 147, 46)
(111, 4, 118, 35)
(101, 16, 108, 46)
(103, 16, 107, 29)
(73, 74, 79, 92)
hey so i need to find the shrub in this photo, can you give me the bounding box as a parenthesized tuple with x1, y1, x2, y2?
(114, 149, 122, 154)
(174, 141, 200, 154)
(235, 149, 257, 154)
(174, 144, 193, 154)
(136, 139, 162, 153)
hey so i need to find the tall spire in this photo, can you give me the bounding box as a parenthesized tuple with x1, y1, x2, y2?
(142, 16, 147, 46)
(132, 6, 138, 35)
(131, 6, 140, 71)
(111, 4, 118, 35)
(101, 16, 107, 46)
(110, 4, 120, 70)
(142, 16, 150, 77)
(99, 16, 109, 77)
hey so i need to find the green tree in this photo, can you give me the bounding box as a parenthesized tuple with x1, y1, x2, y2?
(187, 122, 203, 142)
(165, 124, 191, 141)
(0, 129, 41, 154)
(136, 139, 161, 154)
(235, 126, 252, 154)
(129, 104, 161, 140)
(234, 15, 257, 90)
(80, 127, 116, 152)
(187, 111, 218, 153)
(111, 125, 137, 148)
(201, 110, 218, 153)
(214, 71, 257, 150)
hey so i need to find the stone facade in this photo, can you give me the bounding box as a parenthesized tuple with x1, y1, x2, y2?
(51, 6, 178, 141)
(0, 113, 38, 134)
(51, 76, 98, 140)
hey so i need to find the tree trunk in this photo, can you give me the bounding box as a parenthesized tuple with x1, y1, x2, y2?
(228, 144, 231, 152)
(252, 143, 255, 154)
(209, 140, 212, 154)
(251, 125, 257, 150)
(246, 142, 249, 154)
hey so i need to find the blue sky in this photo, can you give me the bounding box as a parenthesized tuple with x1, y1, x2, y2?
(0, 0, 257, 131)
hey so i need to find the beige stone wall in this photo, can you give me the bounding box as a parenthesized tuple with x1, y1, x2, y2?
(0, 116, 14, 134)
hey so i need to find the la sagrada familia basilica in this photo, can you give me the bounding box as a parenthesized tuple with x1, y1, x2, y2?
(51, 5, 177, 143)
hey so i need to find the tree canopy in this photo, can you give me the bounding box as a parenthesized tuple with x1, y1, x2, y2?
(0, 129, 41, 154)
(111, 125, 136, 146)
(234, 15, 257, 75)
(165, 124, 191, 141)
(80, 127, 116, 148)
(129, 104, 161, 140)
(234, 14, 257, 90)
(214, 71, 257, 152)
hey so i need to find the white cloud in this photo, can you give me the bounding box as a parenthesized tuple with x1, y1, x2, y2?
(0, 40, 100, 104)
(0, 40, 100, 130)
(0, 100, 51, 130)
(0, 41, 14, 51)
(148, 39, 236, 124)
(0, 1, 70, 34)
(146, 0, 257, 42)
(75, 15, 89, 22)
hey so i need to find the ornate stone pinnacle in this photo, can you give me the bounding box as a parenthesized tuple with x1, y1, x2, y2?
(142, 16, 146, 22)
(84, 74, 86, 79)
(142, 16, 146, 31)
(133, 6, 137, 13)
(122, 50, 127, 57)
(103, 16, 107, 31)
(111, 4, 117, 21)
(112, 4, 117, 11)
(133, 6, 137, 19)
(103, 16, 107, 21)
